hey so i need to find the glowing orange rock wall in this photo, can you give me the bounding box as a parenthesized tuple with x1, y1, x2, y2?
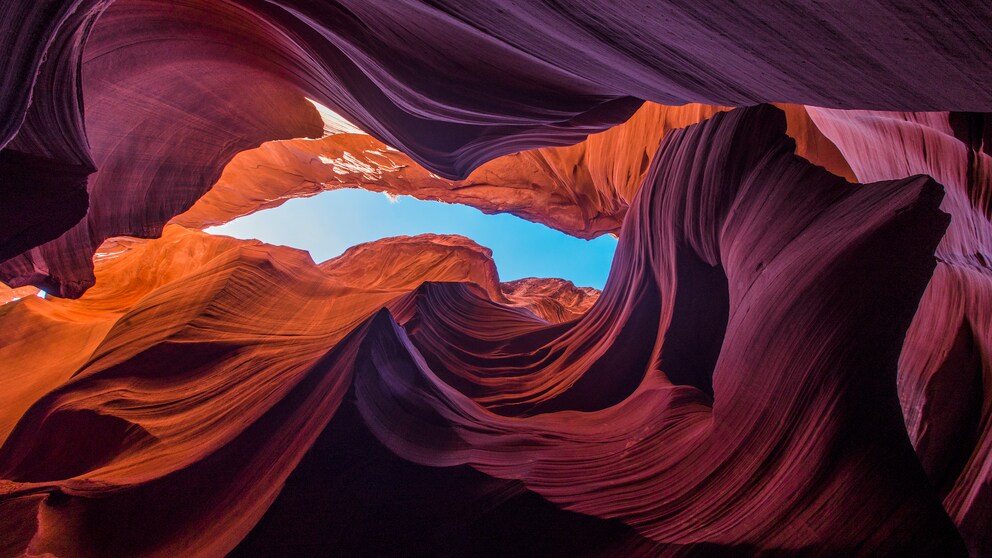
(2, 0, 992, 555)
(0, 107, 976, 556)
(172, 103, 854, 240)
(4, 0, 984, 295)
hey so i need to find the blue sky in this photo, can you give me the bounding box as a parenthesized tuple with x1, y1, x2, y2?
(205, 189, 617, 289)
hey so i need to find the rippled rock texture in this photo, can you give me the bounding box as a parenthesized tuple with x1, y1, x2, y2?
(3, 1, 992, 556)
(4, 0, 990, 295)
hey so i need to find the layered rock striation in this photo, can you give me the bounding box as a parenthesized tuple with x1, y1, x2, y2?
(0, 106, 979, 556)
(3, 2, 992, 555)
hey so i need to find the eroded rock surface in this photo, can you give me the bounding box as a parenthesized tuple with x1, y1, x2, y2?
(3, 2, 992, 555)
(3, 0, 988, 295)
(0, 107, 975, 556)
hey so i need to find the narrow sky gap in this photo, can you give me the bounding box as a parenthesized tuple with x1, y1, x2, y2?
(205, 188, 618, 289)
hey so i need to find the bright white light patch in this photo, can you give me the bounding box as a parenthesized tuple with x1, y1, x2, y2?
(305, 98, 366, 136)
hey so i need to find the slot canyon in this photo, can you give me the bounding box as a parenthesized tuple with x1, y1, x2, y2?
(1, 1, 991, 556)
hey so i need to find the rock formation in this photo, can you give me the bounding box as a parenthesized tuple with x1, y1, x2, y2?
(2, 1, 992, 556)
(0, 104, 976, 556)
(172, 102, 854, 240)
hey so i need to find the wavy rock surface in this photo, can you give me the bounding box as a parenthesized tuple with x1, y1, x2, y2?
(319, 233, 597, 323)
(0, 284, 38, 306)
(173, 102, 854, 240)
(0, 225, 607, 556)
(3, 0, 990, 295)
(500, 278, 599, 324)
(806, 108, 992, 555)
(0, 0, 326, 297)
(356, 106, 961, 554)
(171, 103, 724, 239)
(3, 2, 992, 554)
(0, 228, 586, 448)
(0, 106, 969, 556)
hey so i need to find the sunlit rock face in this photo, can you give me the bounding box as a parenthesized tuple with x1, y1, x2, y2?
(318, 233, 597, 323)
(501, 278, 599, 323)
(0, 104, 973, 557)
(171, 102, 725, 240)
(172, 102, 854, 240)
(2, 1, 992, 556)
(4, 0, 989, 295)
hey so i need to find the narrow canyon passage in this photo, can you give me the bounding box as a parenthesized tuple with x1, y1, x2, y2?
(2, 2, 992, 556)
(206, 188, 619, 289)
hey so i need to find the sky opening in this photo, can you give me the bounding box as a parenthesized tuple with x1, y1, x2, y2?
(205, 188, 618, 289)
